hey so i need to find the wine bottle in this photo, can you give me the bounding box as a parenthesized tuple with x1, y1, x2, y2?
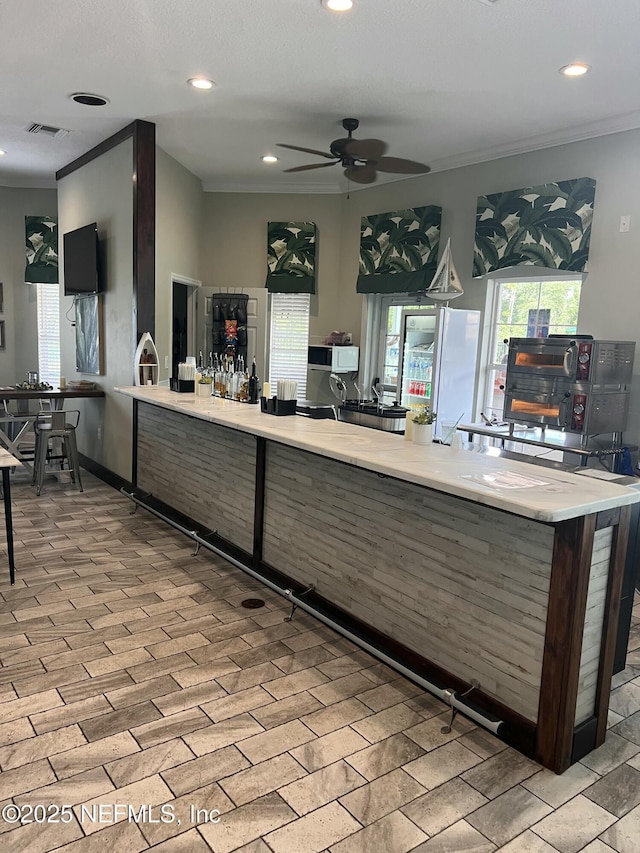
(248, 357, 260, 404)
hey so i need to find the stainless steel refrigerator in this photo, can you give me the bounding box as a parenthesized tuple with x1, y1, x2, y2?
(398, 307, 481, 440)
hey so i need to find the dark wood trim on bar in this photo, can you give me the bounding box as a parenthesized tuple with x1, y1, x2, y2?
(132, 120, 156, 341)
(536, 514, 596, 773)
(595, 507, 621, 530)
(78, 453, 131, 493)
(132, 399, 139, 488)
(572, 717, 599, 763)
(253, 437, 266, 564)
(595, 505, 631, 743)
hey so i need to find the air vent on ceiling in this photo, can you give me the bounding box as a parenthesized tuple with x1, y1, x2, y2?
(70, 92, 109, 107)
(25, 123, 70, 139)
(476, 0, 499, 5)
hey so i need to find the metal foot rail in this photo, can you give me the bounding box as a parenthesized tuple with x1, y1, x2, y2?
(121, 488, 504, 737)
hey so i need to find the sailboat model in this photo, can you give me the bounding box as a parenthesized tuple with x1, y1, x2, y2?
(424, 238, 464, 303)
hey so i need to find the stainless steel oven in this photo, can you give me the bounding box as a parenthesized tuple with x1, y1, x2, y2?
(503, 376, 630, 434)
(506, 337, 635, 384)
(504, 337, 635, 435)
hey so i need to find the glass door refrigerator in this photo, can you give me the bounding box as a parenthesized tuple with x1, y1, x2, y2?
(398, 307, 481, 440)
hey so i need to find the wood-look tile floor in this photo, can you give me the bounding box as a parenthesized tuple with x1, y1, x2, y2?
(1, 473, 639, 853)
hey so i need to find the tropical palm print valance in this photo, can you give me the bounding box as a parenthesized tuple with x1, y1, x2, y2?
(357, 205, 442, 294)
(25, 215, 58, 284)
(266, 221, 316, 293)
(473, 177, 596, 277)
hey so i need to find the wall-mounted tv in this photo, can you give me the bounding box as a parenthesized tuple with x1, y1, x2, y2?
(63, 223, 101, 296)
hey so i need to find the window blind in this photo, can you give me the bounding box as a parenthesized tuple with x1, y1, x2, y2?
(269, 292, 310, 400)
(36, 282, 61, 387)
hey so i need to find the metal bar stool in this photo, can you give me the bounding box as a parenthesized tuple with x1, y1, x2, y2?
(32, 410, 83, 496)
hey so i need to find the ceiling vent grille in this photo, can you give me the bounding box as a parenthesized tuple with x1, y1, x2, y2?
(25, 123, 70, 139)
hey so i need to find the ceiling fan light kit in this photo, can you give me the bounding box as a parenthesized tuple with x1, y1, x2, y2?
(278, 117, 430, 185)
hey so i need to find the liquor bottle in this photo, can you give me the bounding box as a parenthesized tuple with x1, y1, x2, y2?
(248, 357, 260, 404)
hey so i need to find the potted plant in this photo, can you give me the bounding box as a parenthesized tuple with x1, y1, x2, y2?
(197, 375, 213, 397)
(411, 405, 436, 444)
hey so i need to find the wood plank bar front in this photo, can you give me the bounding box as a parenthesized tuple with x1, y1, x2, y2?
(124, 393, 637, 773)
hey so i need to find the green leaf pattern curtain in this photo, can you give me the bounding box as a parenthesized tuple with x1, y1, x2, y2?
(266, 221, 316, 293)
(357, 205, 442, 294)
(473, 177, 596, 277)
(25, 215, 59, 284)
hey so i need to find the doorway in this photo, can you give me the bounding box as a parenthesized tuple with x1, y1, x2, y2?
(171, 275, 200, 379)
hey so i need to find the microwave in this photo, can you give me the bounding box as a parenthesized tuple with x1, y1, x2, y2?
(308, 345, 359, 373)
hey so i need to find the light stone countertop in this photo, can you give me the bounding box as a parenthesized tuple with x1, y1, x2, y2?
(115, 385, 640, 523)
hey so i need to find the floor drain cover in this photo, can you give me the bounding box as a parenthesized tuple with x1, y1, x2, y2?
(241, 598, 265, 609)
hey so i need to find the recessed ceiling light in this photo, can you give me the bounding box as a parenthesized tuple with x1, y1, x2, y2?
(322, 0, 353, 11)
(560, 62, 591, 77)
(70, 92, 110, 106)
(0, 149, 5, 157)
(262, 155, 279, 163)
(188, 77, 215, 90)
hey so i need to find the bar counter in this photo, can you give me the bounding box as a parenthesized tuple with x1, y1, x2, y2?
(116, 385, 640, 772)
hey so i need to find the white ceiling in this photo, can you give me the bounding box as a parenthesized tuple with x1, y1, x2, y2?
(2, 0, 640, 193)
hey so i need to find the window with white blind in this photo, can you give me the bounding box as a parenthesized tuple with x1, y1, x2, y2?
(269, 292, 310, 399)
(36, 282, 61, 387)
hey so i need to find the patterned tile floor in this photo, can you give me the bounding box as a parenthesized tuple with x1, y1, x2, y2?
(0, 474, 639, 853)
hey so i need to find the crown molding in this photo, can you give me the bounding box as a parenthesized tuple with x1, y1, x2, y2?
(418, 111, 640, 175)
(201, 179, 344, 194)
(204, 112, 640, 194)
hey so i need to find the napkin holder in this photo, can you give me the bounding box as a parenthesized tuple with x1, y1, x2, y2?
(170, 378, 195, 393)
(260, 396, 297, 416)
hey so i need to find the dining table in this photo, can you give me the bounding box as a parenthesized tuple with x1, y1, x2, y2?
(0, 387, 105, 476)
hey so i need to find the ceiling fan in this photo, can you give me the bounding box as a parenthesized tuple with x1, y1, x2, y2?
(277, 118, 430, 184)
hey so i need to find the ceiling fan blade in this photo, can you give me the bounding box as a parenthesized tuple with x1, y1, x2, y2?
(277, 143, 336, 159)
(343, 138, 388, 160)
(283, 161, 340, 173)
(375, 156, 431, 175)
(344, 164, 377, 185)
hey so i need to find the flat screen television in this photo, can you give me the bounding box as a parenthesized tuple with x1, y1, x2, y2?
(63, 223, 101, 295)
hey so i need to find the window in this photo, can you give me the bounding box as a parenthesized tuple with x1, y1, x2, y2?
(269, 292, 310, 399)
(36, 282, 60, 387)
(485, 277, 582, 418)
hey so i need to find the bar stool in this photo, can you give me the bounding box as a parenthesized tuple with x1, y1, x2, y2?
(32, 410, 83, 496)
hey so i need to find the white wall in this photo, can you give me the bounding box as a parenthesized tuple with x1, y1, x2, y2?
(57, 140, 134, 480)
(200, 192, 344, 401)
(203, 129, 640, 439)
(0, 186, 57, 386)
(156, 147, 203, 383)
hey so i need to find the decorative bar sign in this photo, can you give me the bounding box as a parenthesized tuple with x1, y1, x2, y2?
(357, 205, 442, 294)
(266, 221, 317, 293)
(473, 177, 596, 277)
(25, 215, 59, 284)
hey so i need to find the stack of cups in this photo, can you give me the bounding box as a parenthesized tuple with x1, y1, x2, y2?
(404, 410, 416, 441)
